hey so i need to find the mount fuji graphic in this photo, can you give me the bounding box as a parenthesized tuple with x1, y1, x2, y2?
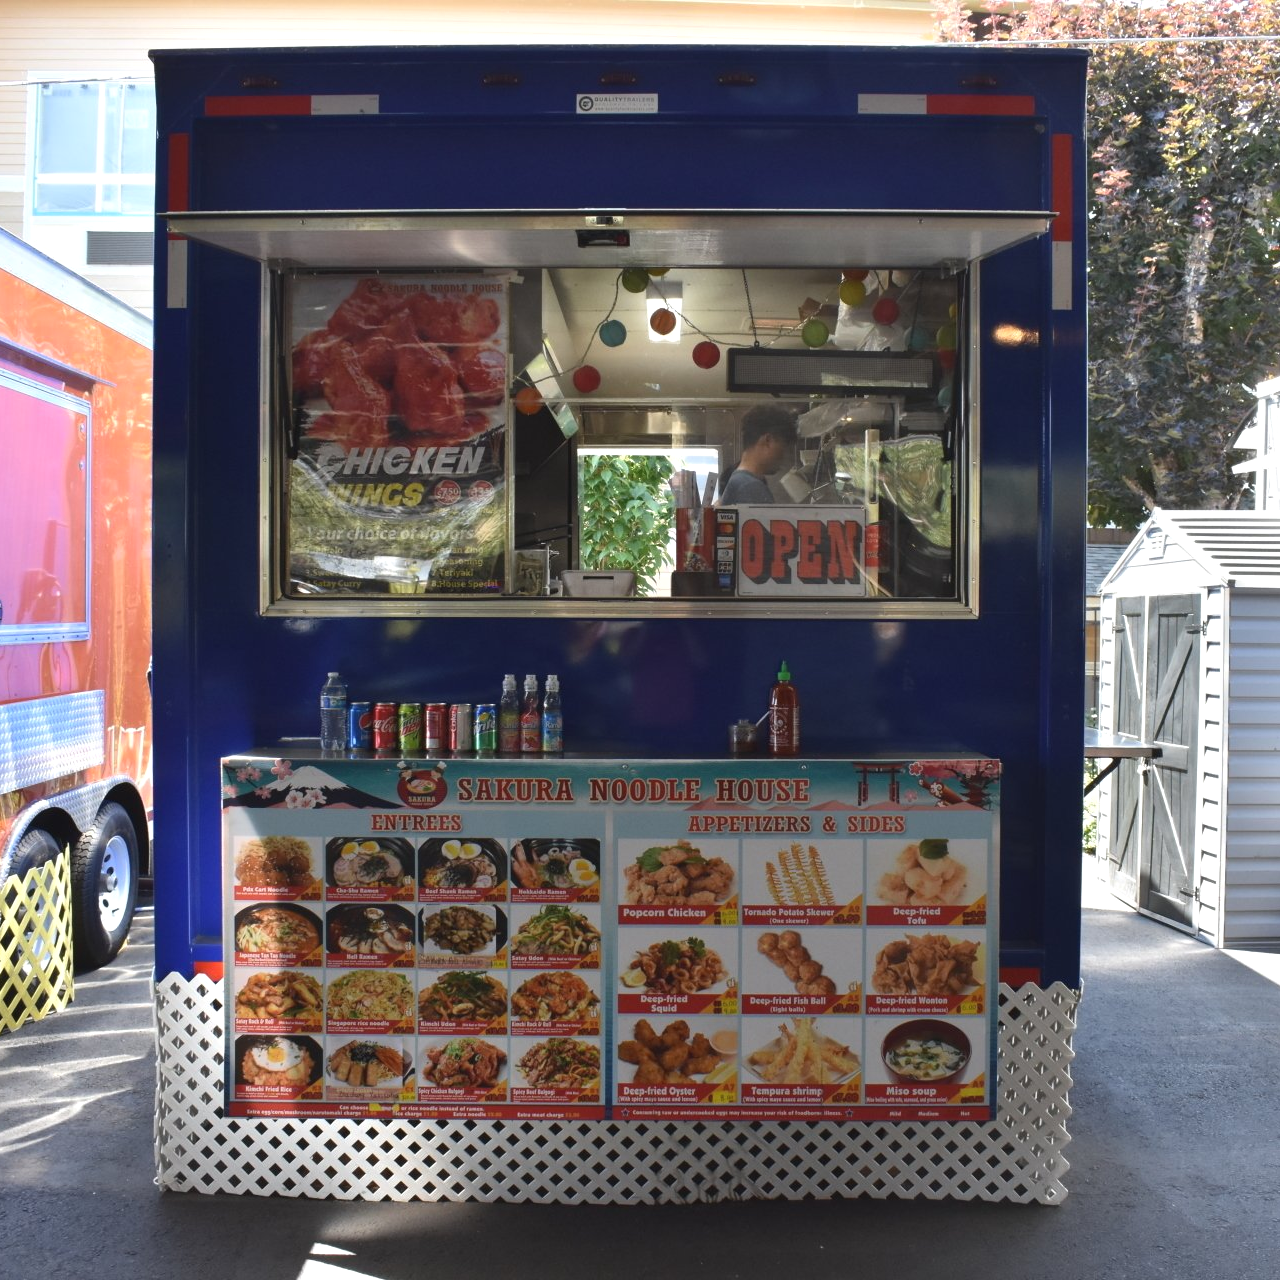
(225, 764, 402, 810)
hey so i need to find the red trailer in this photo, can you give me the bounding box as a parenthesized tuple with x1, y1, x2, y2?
(0, 230, 153, 970)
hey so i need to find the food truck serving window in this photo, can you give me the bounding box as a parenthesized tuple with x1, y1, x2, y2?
(196, 208, 1049, 619)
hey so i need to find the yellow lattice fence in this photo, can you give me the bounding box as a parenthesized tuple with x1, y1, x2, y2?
(1, 849, 74, 1032)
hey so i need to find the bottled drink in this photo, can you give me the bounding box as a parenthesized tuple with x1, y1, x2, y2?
(519, 674, 541, 753)
(542, 674, 563, 753)
(498, 674, 520, 753)
(319, 672, 348, 751)
(768, 660, 799, 757)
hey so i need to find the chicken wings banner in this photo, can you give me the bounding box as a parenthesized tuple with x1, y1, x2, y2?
(286, 274, 509, 595)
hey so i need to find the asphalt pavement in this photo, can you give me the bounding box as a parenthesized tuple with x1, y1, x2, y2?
(2, 864, 1278, 1280)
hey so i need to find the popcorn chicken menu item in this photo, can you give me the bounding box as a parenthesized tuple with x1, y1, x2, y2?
(623, 841, 734, 906)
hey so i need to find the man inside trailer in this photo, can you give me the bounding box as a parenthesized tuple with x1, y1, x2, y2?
(716, 403, 798, 505)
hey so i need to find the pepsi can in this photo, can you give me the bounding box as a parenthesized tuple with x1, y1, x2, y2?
(348, 701, 373, 750)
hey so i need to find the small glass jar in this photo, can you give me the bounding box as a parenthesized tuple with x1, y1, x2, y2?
(729, 719, 758, 755)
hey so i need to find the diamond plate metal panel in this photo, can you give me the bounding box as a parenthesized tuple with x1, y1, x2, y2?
(155, 974, 1079, 1204)
(0, 690, 104, 793)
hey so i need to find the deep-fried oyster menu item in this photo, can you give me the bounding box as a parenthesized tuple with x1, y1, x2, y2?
(624, 841, 734, 906)
(876, 840, 969, 907)
(872, 933, 980, 996)
(618, 1019, 727, 1084)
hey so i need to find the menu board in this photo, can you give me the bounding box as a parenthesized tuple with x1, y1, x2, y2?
(221, 755, 999, 1122)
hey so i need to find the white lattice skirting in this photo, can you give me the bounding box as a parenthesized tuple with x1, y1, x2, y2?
(154, 975, 1080, 1204)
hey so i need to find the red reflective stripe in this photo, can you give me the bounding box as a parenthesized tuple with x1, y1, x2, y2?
(166, 133, 190, 214)
(999, 966, 1041, 988)
(194, 960, 225, 981)
(205, 94, 312, 116)
(1051, 133, 1073, 241)
(927, 94, 1036, 116)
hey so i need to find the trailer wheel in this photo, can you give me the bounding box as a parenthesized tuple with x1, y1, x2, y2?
(71, 803, 139, 970)
(11, 826, 63, 875)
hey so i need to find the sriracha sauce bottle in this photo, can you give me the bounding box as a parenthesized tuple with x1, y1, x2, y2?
(768, 660, 799, 757)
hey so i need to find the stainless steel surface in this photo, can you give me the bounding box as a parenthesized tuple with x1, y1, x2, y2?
(166, 208, 1054, 271)
(0, 690, 105, 795)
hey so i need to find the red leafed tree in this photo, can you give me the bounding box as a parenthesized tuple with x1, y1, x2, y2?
(934, 1, 1280, 527)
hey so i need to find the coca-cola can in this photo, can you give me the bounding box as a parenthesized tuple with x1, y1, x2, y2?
(450, 703, 474, 753)
(372, 702, 398, 750)
(398, 702, 424, 754)
(424, 702, 448, 750)
(348, 701, 373, 750)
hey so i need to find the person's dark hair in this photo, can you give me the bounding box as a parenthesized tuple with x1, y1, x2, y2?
(740, 403, 798, 449)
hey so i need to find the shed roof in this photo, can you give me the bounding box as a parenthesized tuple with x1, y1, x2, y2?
(1085, 544, 1126, 597)
(1101, 509, 1280, 593)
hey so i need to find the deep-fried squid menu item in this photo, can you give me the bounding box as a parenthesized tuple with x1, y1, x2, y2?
(622, 938, 728, 996)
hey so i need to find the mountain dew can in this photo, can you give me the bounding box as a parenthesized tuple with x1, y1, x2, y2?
(398, 702, 424, 753)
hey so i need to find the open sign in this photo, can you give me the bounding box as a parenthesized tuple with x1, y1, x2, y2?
(735, 504, 868, 597)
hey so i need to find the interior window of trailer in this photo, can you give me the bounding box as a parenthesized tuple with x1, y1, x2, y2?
(277, 264, 966, 604)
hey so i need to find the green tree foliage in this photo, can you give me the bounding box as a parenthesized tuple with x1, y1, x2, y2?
(577, 454, 674, 595)
(935, 1, 1280, 526)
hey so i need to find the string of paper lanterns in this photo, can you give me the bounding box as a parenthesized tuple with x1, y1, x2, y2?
(515, 265, 957, 411)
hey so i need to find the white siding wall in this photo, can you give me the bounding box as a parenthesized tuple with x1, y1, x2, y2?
(1196, 586, 1227, 946)
(2, 1, 932, 316)
(1095, 591, 1117, 864)
(1224, 590, 1280, 946)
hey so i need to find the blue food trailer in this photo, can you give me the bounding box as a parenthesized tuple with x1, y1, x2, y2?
(151, 44, 1087, 1203)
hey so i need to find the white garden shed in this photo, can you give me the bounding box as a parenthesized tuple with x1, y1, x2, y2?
(1096, 509, 1280, 947)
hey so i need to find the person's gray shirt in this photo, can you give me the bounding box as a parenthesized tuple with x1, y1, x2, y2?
(718, 468, 775, 505)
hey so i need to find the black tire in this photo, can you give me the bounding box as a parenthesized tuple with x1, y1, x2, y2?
(71, 802, 140, 971)
(11, 826, 62, 876)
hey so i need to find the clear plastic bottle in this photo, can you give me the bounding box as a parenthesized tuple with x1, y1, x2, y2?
(498, 674, 520, 753)
(541, 674, 563, 753)
(319, 671, 348, 751)
(768, 660, 799, 757)
(519, 674, 541, 753)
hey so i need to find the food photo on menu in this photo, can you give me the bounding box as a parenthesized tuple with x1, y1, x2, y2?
(325, 903, 416, 963)
(514, 1036, 601, 1096)
(234, 1034, 323, 1099)
(740, 839, 862, 915)
(325, 836, 414, 897)
(616, 930, 736, 1010)
(509, 969, 601, 1030)
(867, 838, 987, 913)
(862, 1014, 986, 1104)
(417, 970, 509, 1031)
(617, 838, 737, 908)
(508, 903, 602, 965)
(866, 929, 985, 1010)
(615, 1017, 738, 1095)
(234, 903, 324, 965)
(418, 902, 506, 963)
(418, 1035, 508, 1097)
(324, 968, 416, 1031)
(233, 835, 323, 899)
(325, 1036, 413, 1098)
(740, 927, 860, 1012)
(233, 968, 324, 1030)
(741, 1016, 862, 1090)
(509, 837, 600, 896)
(418, 837, 507, 897)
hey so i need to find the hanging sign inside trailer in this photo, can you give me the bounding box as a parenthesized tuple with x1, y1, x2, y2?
(285, 274, 508, 596)
(221, 754, 998, 1122)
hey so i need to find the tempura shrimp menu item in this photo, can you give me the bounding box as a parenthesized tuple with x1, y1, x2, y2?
(223, 753, 999, 1122)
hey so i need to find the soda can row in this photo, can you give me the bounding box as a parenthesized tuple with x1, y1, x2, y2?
(348, 700, 495, 754)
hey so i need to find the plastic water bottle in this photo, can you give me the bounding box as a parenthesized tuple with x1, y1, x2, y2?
(542, 674, 563, 753)
(320, 672, 348, 751)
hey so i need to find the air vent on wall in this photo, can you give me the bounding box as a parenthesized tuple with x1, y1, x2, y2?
(86, 231, 154, 266)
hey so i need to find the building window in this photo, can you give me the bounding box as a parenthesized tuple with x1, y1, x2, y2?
(32, 80, 155, 217)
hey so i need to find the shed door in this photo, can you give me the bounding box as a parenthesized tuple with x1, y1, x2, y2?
(1107, 594, 1201, 930)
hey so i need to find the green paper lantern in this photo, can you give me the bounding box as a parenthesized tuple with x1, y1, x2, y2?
(621, 268, 649, 293)
(802, 318, 829, 348)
